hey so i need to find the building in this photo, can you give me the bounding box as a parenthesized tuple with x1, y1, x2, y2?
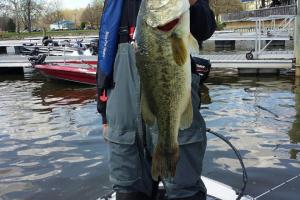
(241, 1, 257, 10)
(242, 0, 296, 10)
(220, 1, 297, 31)
(50, 20, 75, 31)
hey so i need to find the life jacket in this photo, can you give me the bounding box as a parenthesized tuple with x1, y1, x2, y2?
(97, 0, 141, 81)
(97, 0, 124, 77)
(96, 0, 141, 116)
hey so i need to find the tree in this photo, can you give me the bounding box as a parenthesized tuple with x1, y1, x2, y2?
(0, 3, 5, 13)
(3, 0, 21, 33)
(26, 0, 32, 32)
(19, 0, 43, 32)
(0, 17, 7, 31)
(80, 0, 103, 28)
(40, 0, 64, 29)
(210, 0, 243, 22)
(2, 0, 44, 33)
(6, 18, 16, 32)
(60, 8, 85, 28)
(80, 21, 87, 30)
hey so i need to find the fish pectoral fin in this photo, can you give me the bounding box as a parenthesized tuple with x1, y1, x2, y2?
(171, 34, 188, 66)
(180, 97, 193, 130)
(188, 34, 200, 55)
(141, 92, 156, 126)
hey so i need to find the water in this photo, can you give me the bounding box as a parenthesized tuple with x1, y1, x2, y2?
(202, 72, 300, 200)
(0, 70, 299, 200)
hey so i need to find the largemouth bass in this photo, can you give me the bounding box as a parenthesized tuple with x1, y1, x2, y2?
(135, 0, 198, 180)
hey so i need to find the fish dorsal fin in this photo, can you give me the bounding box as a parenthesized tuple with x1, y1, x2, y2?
(188, 34, 199, 55)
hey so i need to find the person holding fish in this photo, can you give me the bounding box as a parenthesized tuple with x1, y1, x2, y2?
(97, 0, 216, 200)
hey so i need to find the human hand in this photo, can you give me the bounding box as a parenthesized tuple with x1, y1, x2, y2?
(189, 0, 197, 6)
(102, 124, 109, 143)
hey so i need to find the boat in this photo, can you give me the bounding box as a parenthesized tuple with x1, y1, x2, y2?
(97, 177, 253, 200)
(34, 59, 97, 85)
(98, 129, 254, 200)
(32, 54, 254, 200)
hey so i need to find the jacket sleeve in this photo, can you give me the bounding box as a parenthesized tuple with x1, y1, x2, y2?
(96, 0, 119, 124)
(96, 65, 113, 124)
(190, 0, 216, 42)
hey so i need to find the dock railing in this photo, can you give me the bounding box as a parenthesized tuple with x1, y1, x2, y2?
(221, 5, 297, 22)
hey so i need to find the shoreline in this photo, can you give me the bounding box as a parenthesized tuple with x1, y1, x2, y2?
(0, 30, 99, 41)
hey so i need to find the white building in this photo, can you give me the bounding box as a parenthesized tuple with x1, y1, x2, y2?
(50, 20, 75, 30)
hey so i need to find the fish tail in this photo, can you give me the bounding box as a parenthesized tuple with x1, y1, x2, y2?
(152, 142, 179, 180)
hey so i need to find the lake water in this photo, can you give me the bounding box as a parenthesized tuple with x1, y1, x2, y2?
(0, 70, 299, 200)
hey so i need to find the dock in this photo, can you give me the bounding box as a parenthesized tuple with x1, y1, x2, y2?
(0, 51, 294, 75)
(200, 54, 293, 74)
(209, 31, 291, 41)
(0, 35, 98, 47)
(0, 14, 296, 76)
(199, 51, 294, 74)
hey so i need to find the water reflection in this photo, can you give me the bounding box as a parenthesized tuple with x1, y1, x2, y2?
(0, 74, 108, 200)
(199, 84, 211, 105)
(201, 73, 300, 199)
(1, 70, 300, 200)
(32, 82, 96, 107)
(288, 78, 300, 159)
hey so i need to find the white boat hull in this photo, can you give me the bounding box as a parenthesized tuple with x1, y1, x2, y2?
(97, 176, 253, 200)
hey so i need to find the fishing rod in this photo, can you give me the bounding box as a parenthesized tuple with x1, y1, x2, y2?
(254, 173, 300, 199)
(99, 129, 249, 200)
(206, 128, 248, 200)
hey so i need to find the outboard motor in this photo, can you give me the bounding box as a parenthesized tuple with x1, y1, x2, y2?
(42, 36, 53, 46)
(89, 39, 99, 55)
(42, 36, 59, 46)
(29, 47, 40, 56)
(28, 54, 47, 66)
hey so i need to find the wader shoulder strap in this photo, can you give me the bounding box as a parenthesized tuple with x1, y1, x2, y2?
(119, 0, 142, 43)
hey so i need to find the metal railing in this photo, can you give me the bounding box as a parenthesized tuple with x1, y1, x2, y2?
(221, 5, 297, 22)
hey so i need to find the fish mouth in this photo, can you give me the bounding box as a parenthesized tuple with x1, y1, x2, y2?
(157, 18, 180, 32)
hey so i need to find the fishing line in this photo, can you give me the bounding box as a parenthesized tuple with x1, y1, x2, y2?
(206, 128, 248, 200)
(99, 129, 249, 200)
(254, 173, 300, 199)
